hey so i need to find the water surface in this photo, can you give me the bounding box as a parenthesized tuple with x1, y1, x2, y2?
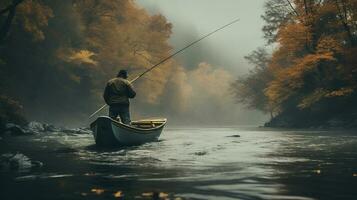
(1, 127, 357, 199)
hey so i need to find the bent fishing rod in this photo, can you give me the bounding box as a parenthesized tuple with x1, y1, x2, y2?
(89, 18, 240, 119)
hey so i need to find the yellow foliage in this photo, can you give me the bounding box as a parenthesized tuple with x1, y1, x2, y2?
(74, 0, 175, 105)
(317, 36, 343, 54)
(91, 188, 105, 195)
(113, 191, 123, 198)
(16, 0, 53, 41)
(298, 88, 328, 109)
(159, 192, 169, 198)
(141, 192, 154, 197)
(68, 50, 98, 66)
(325, 87, 354, 97)
(266, 53, 336, 108)
(277, 22, 311, 53)
(241, 0, 357, 118)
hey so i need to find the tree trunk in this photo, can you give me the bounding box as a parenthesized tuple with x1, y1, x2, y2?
(334, 0, 355, 46)
(303, 0, 309, 15)
(0, 0, 24, 44)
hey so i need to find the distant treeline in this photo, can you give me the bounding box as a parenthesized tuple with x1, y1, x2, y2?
(0, 0, 174, 125)
(231, 0, 357, 128)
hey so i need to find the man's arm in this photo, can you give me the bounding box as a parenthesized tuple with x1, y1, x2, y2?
(126, 83, 136, 98)
(103, 83, 111, 105)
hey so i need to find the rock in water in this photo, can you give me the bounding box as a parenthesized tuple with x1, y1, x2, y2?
(227, 134, 241, 138)
(26, 121, 60, 133)
(62, 127, 92, 134)
(77, 127, 92, 134)
(0, 153, 42, 171)
(43, 123, 59, 132)
(9, 153, 32, 170)
(5, 123, 18, 129)
(194, 151, 208, 156)
(4, 123, 32, 136)
(27, 121, 45, 133)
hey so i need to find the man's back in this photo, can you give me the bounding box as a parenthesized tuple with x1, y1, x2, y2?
(103, 77, 136, 106)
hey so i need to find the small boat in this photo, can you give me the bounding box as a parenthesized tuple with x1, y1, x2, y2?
(90, 116, 167, 146)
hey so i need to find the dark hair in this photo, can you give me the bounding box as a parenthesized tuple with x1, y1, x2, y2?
(117, 69, 128, 79)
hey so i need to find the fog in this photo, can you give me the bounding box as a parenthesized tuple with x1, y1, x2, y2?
(133, 0, 268, 125)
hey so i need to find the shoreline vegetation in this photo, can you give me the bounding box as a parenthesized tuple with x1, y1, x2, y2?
(0, 1, 356, 129)
(231, 0, 357, 128)
(0, 0, 176, 124)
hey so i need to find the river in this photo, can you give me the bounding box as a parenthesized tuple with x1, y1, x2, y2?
(1, 127, 357, 200)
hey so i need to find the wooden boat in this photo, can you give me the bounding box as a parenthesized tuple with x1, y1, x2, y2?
(90, 116, 167, 146)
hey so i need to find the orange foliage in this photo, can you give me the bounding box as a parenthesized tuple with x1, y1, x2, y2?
(65, 0, 177, 105)
(16, 0, 53, 41)
(277, 22, 311, 54)
(326, 87, 354, 97)
(265, 52, 336, 108)
(262, 0, 357, 114)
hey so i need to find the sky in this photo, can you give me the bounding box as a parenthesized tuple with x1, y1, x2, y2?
(132, 0, 269, 125)
(135, 0, 266, 74)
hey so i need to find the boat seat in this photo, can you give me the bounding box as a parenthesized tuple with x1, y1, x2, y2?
(131, 121, 165, 129)
(134, 124, 155, 128)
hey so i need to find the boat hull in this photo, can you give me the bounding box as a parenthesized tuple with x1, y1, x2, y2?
(90, 116, 166, 146)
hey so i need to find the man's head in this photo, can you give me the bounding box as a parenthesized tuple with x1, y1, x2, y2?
(117, 69, 128, 79)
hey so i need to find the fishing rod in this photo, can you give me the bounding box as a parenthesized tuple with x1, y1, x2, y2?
(89, 18, 240, 119)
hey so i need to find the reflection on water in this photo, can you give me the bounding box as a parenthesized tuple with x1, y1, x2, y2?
(1, 127, 357, 199)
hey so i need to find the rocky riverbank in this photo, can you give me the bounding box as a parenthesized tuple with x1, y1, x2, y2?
(0, 121, 92, 136)
(264, 113, 357, 129)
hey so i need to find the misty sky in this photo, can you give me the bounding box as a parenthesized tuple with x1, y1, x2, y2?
(135, 0, 269, 125)
(136, 0, 266, 74)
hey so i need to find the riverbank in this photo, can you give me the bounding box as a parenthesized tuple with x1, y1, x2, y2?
(0, 121, 91, 137)
(264, 111, 357, 129)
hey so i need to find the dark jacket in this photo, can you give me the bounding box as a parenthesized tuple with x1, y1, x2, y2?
(103, 77, 136, 106)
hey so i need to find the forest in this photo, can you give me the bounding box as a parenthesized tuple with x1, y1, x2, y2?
(1, 0, 241, 128)
(1, 0, 356, 129)
(231, 0, 357, 128)
(0, 0, 181, 127)
(1, 1, 357, 199)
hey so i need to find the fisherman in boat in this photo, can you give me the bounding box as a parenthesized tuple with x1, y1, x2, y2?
(103, 69, 136, 124)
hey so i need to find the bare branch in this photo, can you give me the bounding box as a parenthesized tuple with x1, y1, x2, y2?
(334, 0, 355, 45)
(285, 0, 299, 16)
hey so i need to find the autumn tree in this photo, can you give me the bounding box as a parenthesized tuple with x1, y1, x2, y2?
(230, 48, 274, 118)
(0, 0, 177, 124)
(233, 0, 357, 127)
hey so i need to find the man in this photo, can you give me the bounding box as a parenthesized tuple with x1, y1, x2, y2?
(103, 70, 136, 124)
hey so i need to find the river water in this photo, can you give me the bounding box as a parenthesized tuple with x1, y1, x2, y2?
(1, 127, 357, 200)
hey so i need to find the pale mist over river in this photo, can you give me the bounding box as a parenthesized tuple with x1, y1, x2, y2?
(1, 127, 357, 200)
